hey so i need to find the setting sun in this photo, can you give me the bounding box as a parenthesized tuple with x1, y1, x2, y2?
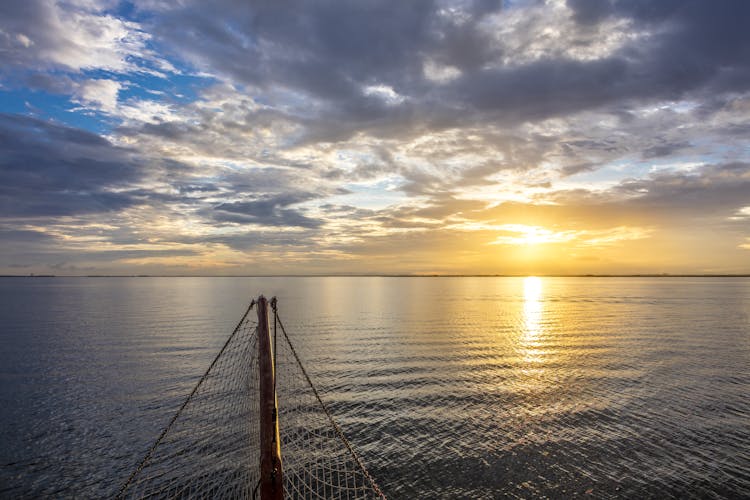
(491, 225, 576, 246)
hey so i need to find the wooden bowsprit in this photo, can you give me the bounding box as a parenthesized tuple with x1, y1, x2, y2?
(256, 296, 283, 499)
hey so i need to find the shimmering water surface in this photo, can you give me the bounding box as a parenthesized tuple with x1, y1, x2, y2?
(1, 277, 748, 498)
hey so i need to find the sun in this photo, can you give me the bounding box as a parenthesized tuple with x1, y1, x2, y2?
(519, 227, 549, 246)
(524, 276, 542, 300)
(491, 224, 576, 246)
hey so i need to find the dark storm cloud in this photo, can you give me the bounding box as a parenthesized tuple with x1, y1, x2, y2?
(0, 114, 142, 216)
(566, 0, 612, 25)
(453, 57, 630, 120)
(450, 0, 750, 122)
(145, 0, 509, 134)
(568, 1, 750, 94)
(0, 0, 60, 68)
(153, 0, 434, 92)
(214, 192, 322, 228)
(146, 0, 750, 134)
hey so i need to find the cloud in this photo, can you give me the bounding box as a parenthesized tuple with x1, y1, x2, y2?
(135, 0, 749, 135)
(611, 162, 750, 217)
(382, 160, 750, 243)
(0, 0, 154, 73)
(729, 207, 750, 221)
(566, 0, 612, 25)
(0, 113, 143, 217)
(213, 193, 323, 228)
(0, 227, 56, 244)
(641, 141, 690, 159)
(72, 78, 122, 113)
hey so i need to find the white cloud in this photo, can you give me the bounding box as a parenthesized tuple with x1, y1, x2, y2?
(0, 0, 171, 75)
(423, 59, 461, 83)
(363, 84, 405, 105)
(70, 79, 178, 123)
(729, 206, 750, 221)
(44, 11, 147, 72)
(16, 33, 33, 48)
(73, 78, 121, 113)
(40, 9, 144, 72)
(483, 1, 642, 67)
(117, 99, 177, 124)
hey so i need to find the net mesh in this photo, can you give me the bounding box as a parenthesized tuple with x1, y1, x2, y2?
(118, 299, 385, 499)
(274, 310, 384, 499)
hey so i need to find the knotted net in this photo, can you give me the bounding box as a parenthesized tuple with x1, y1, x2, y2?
(118, 298, 384, 499)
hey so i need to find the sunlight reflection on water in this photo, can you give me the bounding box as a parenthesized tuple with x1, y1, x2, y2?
(522, 276, 544, 365)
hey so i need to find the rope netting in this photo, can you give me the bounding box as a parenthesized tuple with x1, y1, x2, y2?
(273, 304, 384, 499)
(118, 298, 385, 499)
(118, 302, 260, 499)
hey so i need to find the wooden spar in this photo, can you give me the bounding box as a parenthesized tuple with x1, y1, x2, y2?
(257, 296, 283, 499)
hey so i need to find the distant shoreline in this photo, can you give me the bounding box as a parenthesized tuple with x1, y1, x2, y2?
(2, 274, 749, 278)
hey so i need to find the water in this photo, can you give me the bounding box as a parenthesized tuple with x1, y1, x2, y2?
(0, 276, 748, 498)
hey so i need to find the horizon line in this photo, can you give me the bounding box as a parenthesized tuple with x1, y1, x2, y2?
(3, 273, 750, 278)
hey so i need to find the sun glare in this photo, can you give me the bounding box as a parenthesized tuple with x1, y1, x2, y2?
(491, 224, 577, 246)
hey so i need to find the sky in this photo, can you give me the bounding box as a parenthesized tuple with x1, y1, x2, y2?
(0, 0, 749, 275)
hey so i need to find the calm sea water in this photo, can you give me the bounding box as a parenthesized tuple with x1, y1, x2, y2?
(0, 276, 748, 498)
